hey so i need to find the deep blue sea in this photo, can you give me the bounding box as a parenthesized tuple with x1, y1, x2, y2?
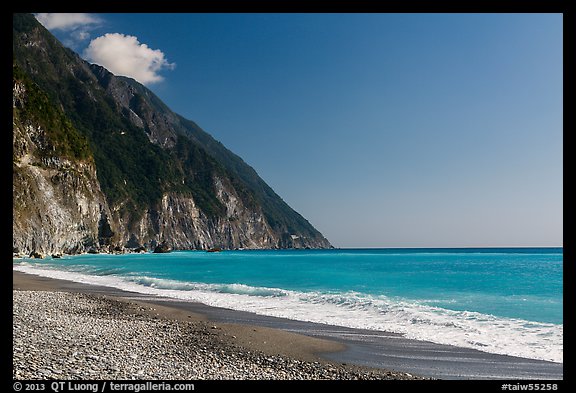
(13, 248, 563, 363)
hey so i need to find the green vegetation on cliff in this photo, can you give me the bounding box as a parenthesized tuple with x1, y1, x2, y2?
(12, 13, 331, 249)
(13, 14, 227, 221)
(13, 64, 91, 162)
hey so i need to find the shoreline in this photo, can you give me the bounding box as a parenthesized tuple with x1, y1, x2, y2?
(13, 270, 421, 380)
(13, 270, 563, 380)
(13, 246, 564, 267)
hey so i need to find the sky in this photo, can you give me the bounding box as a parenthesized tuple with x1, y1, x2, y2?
(35, 13, 563, 248)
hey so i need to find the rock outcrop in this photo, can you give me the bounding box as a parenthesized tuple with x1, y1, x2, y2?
(13, 71, 116, 255)
(12, 13, 331, 255)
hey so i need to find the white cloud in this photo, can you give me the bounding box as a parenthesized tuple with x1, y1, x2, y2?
(83, 33, 175, 85)
(35, 13, 101, 47)
(35, 13, 101, 31)
(73, 30, 91, 41)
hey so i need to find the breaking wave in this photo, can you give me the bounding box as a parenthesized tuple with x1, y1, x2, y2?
(13, 262, 562, 363)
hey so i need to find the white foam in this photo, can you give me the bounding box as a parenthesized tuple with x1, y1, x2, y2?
(13, 264, 563, 363)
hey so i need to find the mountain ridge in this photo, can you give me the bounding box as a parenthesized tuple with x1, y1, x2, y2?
(12, 13, 331, 255)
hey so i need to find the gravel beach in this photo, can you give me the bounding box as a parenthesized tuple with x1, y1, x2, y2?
(13, 290, 422, 380)
(13, 270, 563, 380)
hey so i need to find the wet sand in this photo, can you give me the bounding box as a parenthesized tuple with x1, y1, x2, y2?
(13, 270, 563, 380)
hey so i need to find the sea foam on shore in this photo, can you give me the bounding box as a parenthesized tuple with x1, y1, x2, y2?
(12, 290, 421, 380)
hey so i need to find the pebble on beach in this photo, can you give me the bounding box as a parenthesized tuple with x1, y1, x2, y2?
(13, 290, 424, 380)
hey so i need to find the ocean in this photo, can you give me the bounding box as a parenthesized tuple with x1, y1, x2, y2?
(13, 248, 563, 363)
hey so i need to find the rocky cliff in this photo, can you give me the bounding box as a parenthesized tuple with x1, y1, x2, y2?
(12, 13, 331, 255)
(13, 67, 113, 255)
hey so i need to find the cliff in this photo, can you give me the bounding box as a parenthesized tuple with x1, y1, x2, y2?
(12, 13, 331, 254)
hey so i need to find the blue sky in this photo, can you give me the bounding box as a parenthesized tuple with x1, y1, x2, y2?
(36, 13, 563, 248)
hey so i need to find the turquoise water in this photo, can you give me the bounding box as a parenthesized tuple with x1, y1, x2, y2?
(13, 248, 563, 363)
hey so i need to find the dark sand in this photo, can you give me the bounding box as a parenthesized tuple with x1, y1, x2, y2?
(13, 270, 563, 380)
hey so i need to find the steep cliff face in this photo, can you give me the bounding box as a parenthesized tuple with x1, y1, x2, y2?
(124, 182, 278, 251)
(90, 64, 179, 149)
(12, 13, 331, 254)
(13, 71, 116, 255)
